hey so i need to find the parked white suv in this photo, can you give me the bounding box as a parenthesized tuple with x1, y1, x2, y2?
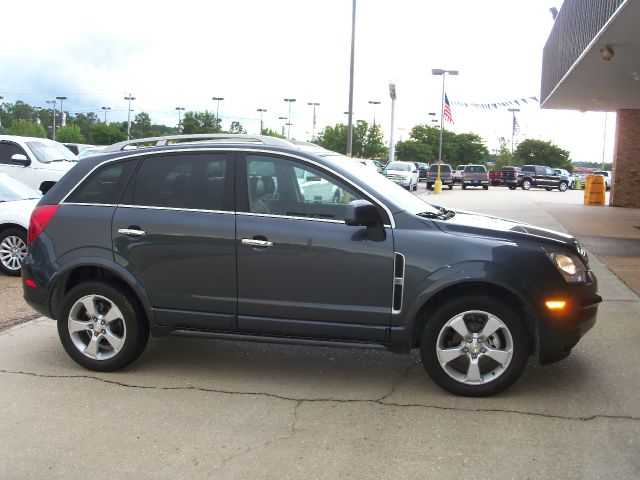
(592, 170, 612, 190)
(0, 135, 77, 193)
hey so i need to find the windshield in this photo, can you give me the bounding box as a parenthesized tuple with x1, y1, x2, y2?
(387, 162, 411, 171)
(326, 158, 439, 215)
(0, 174, 42, 201)
(26, 141, 78, 163)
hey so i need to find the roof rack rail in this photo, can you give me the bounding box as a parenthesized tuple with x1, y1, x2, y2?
(103, 134, 294, 153)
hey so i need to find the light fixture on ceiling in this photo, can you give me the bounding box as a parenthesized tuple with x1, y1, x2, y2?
(631, 72, 640, 81)
(600, 45, 615, 61)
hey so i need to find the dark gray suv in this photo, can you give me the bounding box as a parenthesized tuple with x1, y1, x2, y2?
(22, 135, 601, 396)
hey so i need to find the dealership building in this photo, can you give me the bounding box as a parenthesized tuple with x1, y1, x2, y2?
(541, 0, 639, 207)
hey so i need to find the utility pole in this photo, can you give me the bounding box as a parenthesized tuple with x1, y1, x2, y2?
(257, 108, 267, 134)
(508, 108, 520, 155)
(307, 102, 319, 140)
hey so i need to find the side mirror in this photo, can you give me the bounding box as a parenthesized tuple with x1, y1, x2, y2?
(11, 154, 31, 167)
(345, 200, 381, 227)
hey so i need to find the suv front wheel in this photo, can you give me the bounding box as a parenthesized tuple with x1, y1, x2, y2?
(57, 281, 149, 371)
(420, 295, 529, 396)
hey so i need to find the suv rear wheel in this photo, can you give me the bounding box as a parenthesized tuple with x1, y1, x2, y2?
(0, 227, 27, 276)
(420, 295, 529, 396)
(521, 179, 532, 190)
(559, 181, 568, 192)
(57, 281, 149, 371)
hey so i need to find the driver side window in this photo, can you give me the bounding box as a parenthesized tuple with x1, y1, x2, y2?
(246, 154, 361, 220)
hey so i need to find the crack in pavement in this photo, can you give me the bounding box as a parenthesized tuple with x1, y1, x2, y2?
(209, 400, 303, 477)
(2, 368, 638, 423)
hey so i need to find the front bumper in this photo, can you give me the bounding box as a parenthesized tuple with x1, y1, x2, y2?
(536, 283, 601, 365)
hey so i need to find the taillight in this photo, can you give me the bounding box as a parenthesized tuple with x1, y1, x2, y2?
(27, 205, 59, 244)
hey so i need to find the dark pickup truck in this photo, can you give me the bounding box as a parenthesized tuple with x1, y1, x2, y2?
(426, 163, 454, 190)
(509, 165, 569, 192)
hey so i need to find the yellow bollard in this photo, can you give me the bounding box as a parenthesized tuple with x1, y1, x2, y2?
(589, 175, 606, 205)
(434, 178, 442, 194)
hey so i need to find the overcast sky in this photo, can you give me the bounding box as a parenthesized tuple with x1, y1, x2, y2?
(1, 0, 615, 163)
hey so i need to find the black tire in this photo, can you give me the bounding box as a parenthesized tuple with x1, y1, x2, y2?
(57, 281, 149, 372)
(420, 295, 529, 397)
(462, 185, 467, 190)
(522, 179, 532, 190)
(508, 185, 516, 190)
(427, 183, 433, 190)
(448, 184, 453, 190)
(545, 187, 553, 191)
(559, 182, 568, 192)
(483, 185, 489, 190)
(0, 227, 27, 276)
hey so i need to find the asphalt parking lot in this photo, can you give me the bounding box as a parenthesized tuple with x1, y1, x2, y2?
(1, 187, 639, 479)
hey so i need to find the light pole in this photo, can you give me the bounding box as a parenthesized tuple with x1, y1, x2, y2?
(212, 97, 224, 123)
(346, 0, 356, 156)
(307, 102, 319, 140)
(388, 82, 397, 163)
(0, 95, 3, 128)
(101, 106, 111, 124)
(284, 98, 296, 139)
(508, 108, 520, 155)
(602, 112, 608, 171)
(124, 94, 135, 139)
(278, 116, 288, 137)
(56, 96, 67, 129)
(46, 99, 56, 140)
(432, 69, 458, 194)
(368, 100, 380, 125)
(175, 107, 185, 133)
(257, 108, 267, 134)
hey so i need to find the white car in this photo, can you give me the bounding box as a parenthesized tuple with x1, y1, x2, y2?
(0, 135, 77, 193)
(593, 170, 612, 190)
(384, 161, 419, 190)
(0, 173, 42, 275)
(359, 159, 385, 173)
(554, 168, 578, 189)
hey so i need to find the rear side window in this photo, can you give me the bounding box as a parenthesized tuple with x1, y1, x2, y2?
(129, 153, 229, 211)
(0, 142, 27, 164)
(66, 161, 136, 205)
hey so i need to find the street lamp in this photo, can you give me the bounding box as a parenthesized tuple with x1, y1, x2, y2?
(46, 99, 56, 140)
(56, 96, 67, 129)
(508, 108, 520, 155)
(307, 102, 319, 140)
(431, 69, 459, 194)
(124, 94, 136, 139)
(175, 107, 185, 133)
(368, 100, 381, 125)
(256, 108, 267, 134)
(212, 97, 224, 122)
(278, 116, 288, 137)
(284, 98, 296, 139)
(101, 106, 111, 124)
(389, 82, 397, 163)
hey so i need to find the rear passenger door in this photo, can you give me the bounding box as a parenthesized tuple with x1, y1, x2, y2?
(112, 151, 237, 330)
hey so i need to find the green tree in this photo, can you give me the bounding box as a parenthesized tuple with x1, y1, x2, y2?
(261, 128, 285, 139)
(56, 125, 85, 143)
(89, 123, 127, 145)
(493, 137, 514, 168)
(514, 139, 571, 169)
(395, 141, 434, 164)
(314, 121, 387, 159)
(7, 120, 46, 138)
(228, 121, 246, 134)
(181, 111, 221, 134)
(132, 112, 153, 138)
(69, 113, 100, 141)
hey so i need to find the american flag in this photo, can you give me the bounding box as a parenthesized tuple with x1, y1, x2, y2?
(513, 115, 520, 135)
(443, 94, 454, 124)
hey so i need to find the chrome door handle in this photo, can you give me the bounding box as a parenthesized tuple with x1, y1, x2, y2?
(118, 228, 146, 236)
(241, 238, 273, 247)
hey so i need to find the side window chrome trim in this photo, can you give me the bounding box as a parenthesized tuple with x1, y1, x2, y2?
(117, 204, 235, 215)
(238, 211, 391, 227)
(58, 147, 396, 228)
(392, 252, 405, 315)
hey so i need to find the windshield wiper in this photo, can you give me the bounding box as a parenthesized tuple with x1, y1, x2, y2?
(417, 207, 456, 220)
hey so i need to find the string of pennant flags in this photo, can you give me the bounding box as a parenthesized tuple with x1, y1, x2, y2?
(450, 96, 539, 110)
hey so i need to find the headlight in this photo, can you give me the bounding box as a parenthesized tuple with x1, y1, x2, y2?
(547, 252, 587, 283)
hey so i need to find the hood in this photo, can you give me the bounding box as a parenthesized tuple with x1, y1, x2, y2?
(0, 199, 39, 228)
(435, 209, 576, 247)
